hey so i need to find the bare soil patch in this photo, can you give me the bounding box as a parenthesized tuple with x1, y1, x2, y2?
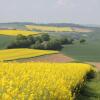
(15, 53, 74, 63)
(88, 62, 100, 70)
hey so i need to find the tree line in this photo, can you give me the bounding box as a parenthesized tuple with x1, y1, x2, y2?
(7, 34, 86, 50)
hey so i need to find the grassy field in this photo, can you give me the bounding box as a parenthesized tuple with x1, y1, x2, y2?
(61, 43, 100, 62)
(0, 35, 15, 49)
(0, 30, 39, 36)
(61, 28, 100, 62)
(0, 62, 94, 100)
(78, 72, 100, 100)
(0, 49, 58, 61)
(0, 23, 27, 30)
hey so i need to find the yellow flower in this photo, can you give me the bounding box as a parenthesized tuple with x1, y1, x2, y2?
(0, 62, 95, 100)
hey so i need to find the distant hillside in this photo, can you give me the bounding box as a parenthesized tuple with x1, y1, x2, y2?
(0, 22, 95, 28)
(0, 22, 99, 32)
(0, 23, 26, 30)
(44, 23, 87, 28)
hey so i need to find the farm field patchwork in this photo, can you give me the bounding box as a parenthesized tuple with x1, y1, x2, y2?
(0, 49, 58, 61)
(26, 25, 92, 33)
(60, 28, 100, 62)
(0, 30, 39, 36)
(0, 62, 94, 100)
(26, 25, 73, 32)
(16, 53, 74, 63)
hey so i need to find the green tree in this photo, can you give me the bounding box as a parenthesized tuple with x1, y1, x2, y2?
(16, 34, 27, 40)
(34, 36, 43, 43)
(30, 41, 44, 49)
(41, 34, 50, 41)
(59, 37, 70, 44)
(80, 39, 86, 43)
(46, 40, 62, 50)
(26, 35, 36, 44)
(7, 42, 17, 49)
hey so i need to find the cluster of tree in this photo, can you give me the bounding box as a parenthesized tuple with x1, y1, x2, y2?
(80, 39, 86, 43)
(7, 34, 85, 50)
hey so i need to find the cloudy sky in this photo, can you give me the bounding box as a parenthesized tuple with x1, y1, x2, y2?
(0, 0, 100, 25)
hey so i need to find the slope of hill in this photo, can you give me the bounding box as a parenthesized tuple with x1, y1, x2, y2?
(0, 22, 94, 29)
(61, 28, 100, 62)
(0, 35, 15, 49)
(0, 22, 100, 62)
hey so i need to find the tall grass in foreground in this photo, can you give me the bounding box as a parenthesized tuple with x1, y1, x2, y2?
(78, 72, 100, 100)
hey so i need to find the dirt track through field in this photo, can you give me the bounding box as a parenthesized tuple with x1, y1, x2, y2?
(16, 53, 74, 63)
(88, 62, 100, 70)
(15, 53, 100, 70)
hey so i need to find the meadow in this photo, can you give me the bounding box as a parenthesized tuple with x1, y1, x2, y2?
(61, 28, 100, 62)
(0, 49, 58, 61)
(0, 62, 94, 100)
(78, 72, 100, 100)
(0, 35, 15, 49)
(0, 30, 39, 36)
(0, 23, 99, 99)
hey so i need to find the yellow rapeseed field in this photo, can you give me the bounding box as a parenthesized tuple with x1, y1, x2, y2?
(26, 25, 73, 32)
(0, 30, 39, 36)
(0, 49, 58, 61)
(0, 62, 94, 100)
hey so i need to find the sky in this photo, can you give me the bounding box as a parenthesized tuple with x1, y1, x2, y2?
(0, 0, 100, 25)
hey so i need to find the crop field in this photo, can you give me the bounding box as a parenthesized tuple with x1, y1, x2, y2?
(0, 62, 94, 100)
(26, 25, 73, 32)
(0, 30, 39, 36)
(0, 35, 15, 49)
(61, 28, 100, 62)
(61, 44, 100, 62)
(25, 25, 91, 33)
(0, 49, 58, 61)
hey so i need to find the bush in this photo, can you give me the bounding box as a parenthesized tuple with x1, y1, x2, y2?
(30, 39, 62, 50)
(7, 35, 36, 49)
(34, 36, 43, 43)
(7, 42, 17, 49)
(30, 41, 44, 49)
(45, 40, 62, 50)
(16, 40, 31, 48)
(80, 39, 86, 43)
(41, 34, 50, 41)
(59, 37, 73, 45)
(7, 39, 31, 49)
(86, 70, 96, 80)
(26, 35, 36, 44)
(16, 34, 27, 40)
(7, 34, 73, 50)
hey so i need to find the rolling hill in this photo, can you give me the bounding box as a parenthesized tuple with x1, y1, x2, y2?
(0, 22, 100, 62)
